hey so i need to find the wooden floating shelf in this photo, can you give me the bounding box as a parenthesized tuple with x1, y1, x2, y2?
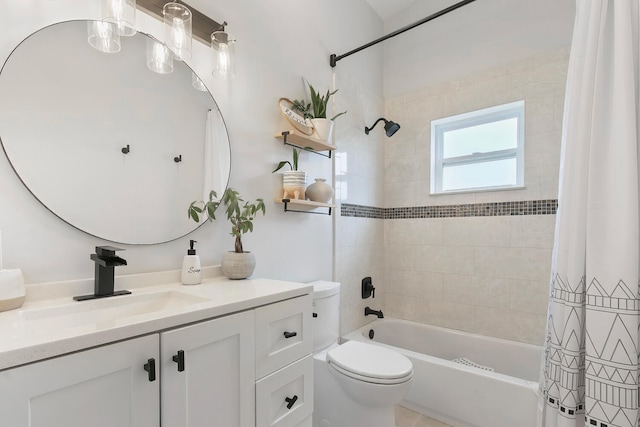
(274, 130, 337, 153)
(274, 198, 335, 215)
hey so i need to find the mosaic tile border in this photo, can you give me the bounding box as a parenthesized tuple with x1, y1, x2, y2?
(340, 204, 385, 219)
(341, 199, 558, 219)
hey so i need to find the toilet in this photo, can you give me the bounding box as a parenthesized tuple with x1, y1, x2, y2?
(311, 281, 413, 427)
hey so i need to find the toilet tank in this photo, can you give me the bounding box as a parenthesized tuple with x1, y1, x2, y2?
(310, 281, 340, 352)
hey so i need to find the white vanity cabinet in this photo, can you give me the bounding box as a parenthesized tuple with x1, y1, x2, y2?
(0, 278, 313, 427)
(160, 310, 255, 427)
(0, 334, 160, 427)
(0, 312, 257, 427)
(255, 295, 313, 427)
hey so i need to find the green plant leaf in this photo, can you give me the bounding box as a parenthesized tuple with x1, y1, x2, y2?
(206, 203, 218, 221)
(291, 99, 312, 119)
(272, 161, 292, 173)
(190, 210, 199, 222)
(292, 148, 299, 171)
(331, 111, 347, 121)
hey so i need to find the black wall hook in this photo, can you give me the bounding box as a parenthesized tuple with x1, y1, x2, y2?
(174, 155, 182, 163)
(121, 145, 130, 154)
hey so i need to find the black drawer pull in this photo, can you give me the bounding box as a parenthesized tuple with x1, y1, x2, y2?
(285, 395, 298, 409)
(283, 331, 297, 339)
(172, 350, 185, 372)
(143, 358, 156, 382)
(312, 313, 318, 318)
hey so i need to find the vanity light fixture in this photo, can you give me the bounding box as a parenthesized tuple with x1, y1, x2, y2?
(87, 20, 121, 53)
(136, 0, 232, 77)
(211, 22, 235, 80)
(146, 36, 174, 74)
(192, 73, 207, 91)
(103, 0, 137, 36)
(163, 2, 192, 61)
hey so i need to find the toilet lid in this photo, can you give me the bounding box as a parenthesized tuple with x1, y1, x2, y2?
(327, 341, 413, 384)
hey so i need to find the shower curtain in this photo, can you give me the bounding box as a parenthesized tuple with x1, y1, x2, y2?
(203, 108, 230, 201)
(538, 1, 640, 427)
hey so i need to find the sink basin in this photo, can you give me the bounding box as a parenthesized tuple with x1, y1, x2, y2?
(20, 290, 209, 328)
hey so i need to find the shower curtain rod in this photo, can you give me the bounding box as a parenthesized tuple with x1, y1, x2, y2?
(330, 0, 477, 67)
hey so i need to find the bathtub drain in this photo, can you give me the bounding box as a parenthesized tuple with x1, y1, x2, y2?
(451, 357, 494, 372)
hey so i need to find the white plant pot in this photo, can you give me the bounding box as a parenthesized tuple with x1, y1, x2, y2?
(311, 118, 334, 142)
(221, 251, 256, 280)
(282, 171, 307, 200)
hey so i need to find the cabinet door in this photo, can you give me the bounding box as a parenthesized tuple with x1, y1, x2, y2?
(0, 334, 160, 427)
(161, 310, 255, 427)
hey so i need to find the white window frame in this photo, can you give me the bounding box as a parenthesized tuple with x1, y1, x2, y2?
(430, 100, 525, 194)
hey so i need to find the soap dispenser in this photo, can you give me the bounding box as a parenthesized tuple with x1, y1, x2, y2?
(181, 240, 201, 285)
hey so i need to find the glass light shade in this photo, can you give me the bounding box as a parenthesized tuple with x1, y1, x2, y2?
(211, 30, 235, 80)
(103, 0, 136, 36)
(87, 21, 121, 53)
(192, 73, 207, 91)
(146, 38, 173, 74)
(163, 2, 192, 61)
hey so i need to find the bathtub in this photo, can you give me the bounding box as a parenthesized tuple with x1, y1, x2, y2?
(343, 318, 541, 427)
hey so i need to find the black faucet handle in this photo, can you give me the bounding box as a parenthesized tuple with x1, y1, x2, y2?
(95, 246, 126, 256)
(362, 277, 376, 299)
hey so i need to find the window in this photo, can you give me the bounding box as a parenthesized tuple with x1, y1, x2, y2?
(430, 100, 524, 194)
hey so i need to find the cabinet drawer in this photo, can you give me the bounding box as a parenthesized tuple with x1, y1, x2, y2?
(256, 355, 313, 427)
(255, 294, 312, 379)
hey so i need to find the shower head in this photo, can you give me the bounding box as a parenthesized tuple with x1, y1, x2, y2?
(364, 118, 401, 137)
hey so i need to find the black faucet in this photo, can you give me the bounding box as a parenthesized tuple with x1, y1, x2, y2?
(74, 246, 131, 301)
(364, 306, 384, 318)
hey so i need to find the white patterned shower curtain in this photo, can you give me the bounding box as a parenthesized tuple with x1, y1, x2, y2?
(538, 1, 640, 427)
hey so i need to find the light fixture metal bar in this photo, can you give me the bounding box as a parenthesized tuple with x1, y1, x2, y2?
(330, 0, 477, 67)
(137, 0, 223, 46)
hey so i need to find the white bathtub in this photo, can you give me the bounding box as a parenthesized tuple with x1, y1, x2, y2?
(343, 318, 541, 427)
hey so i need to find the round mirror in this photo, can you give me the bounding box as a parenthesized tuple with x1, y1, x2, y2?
(0, 20, 230, 244)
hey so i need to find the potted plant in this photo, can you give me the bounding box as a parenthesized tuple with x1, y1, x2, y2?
(188, 188, 266, 279)
(272, 147, 307, 200)
(292, 80, 347, 142)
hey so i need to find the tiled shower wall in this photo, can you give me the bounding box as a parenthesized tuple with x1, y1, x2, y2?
(379, 48, 570, 345)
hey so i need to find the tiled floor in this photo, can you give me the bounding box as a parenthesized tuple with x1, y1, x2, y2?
(395, 405, 454, 427)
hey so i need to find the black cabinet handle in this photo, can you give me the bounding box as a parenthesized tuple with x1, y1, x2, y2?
(172, 350, 185, 372)
(283, 331, 297, 339)
(285, 395, 298, 409)
(143, 358, 156, 382)
(312, 313, 318, 318)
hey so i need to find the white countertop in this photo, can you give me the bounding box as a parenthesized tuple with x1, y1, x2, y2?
(0, 268, 312, 371)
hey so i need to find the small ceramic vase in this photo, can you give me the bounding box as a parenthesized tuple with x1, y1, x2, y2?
(306, 178, 334, 203)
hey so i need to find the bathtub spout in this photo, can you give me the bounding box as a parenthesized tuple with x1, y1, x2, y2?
(365, 306, 384, 318)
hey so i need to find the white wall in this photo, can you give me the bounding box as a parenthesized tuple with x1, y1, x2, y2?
(381, 0, 575, 99)
(0, 1, 383, 286)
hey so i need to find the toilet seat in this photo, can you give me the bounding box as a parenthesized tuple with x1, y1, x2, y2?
(327, 340, 413, 385)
